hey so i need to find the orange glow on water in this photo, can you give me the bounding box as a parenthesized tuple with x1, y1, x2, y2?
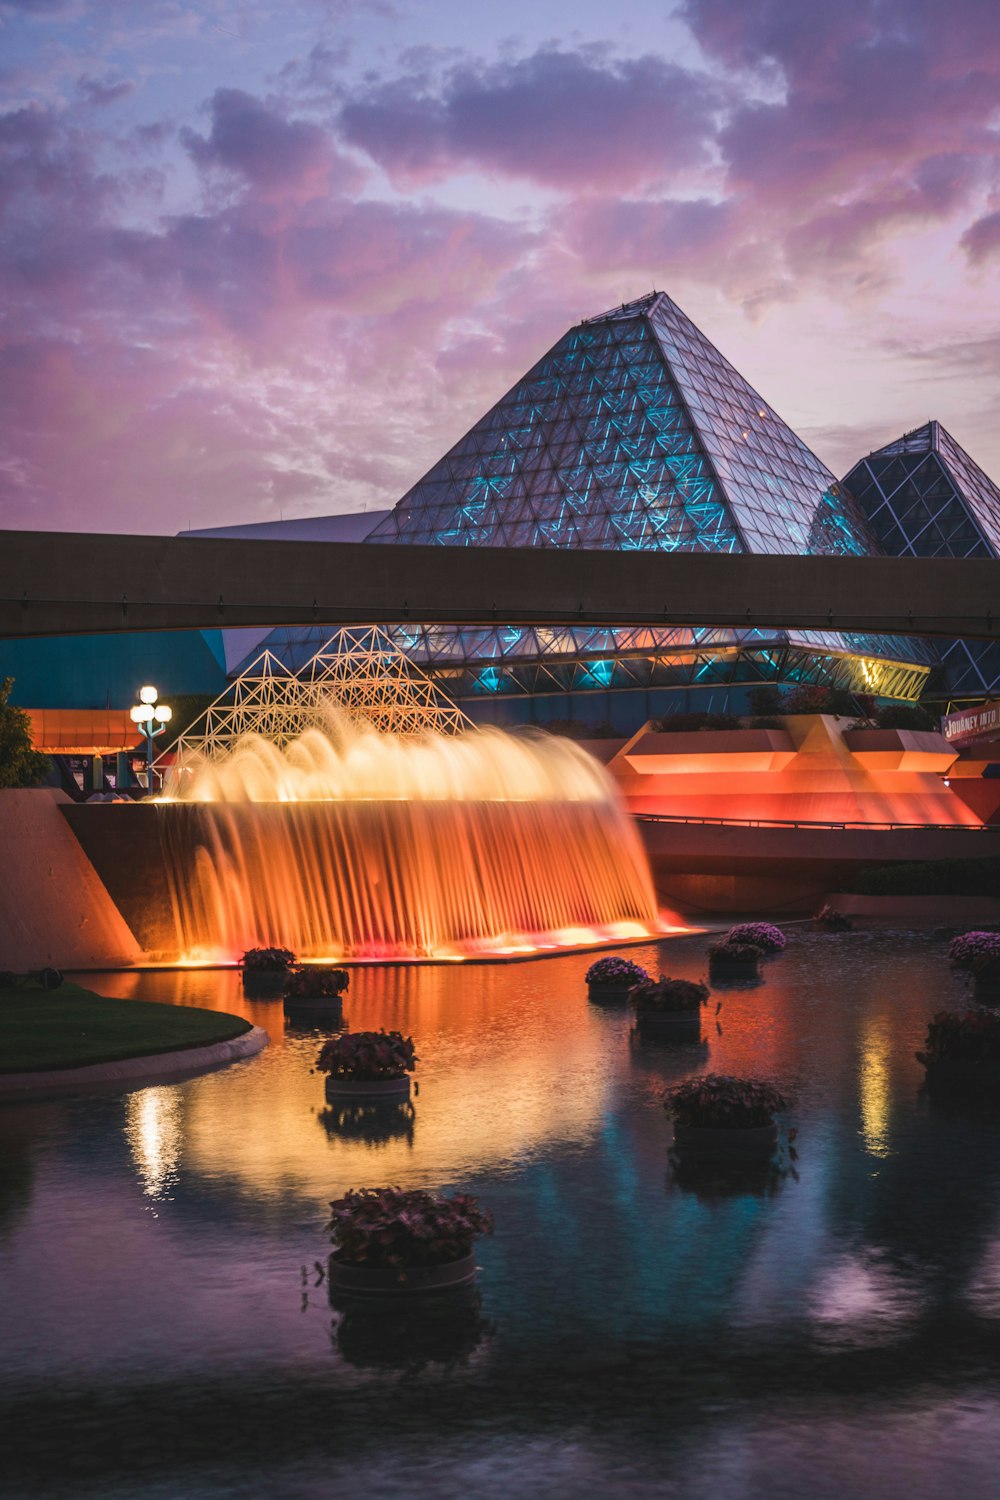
(158, 717, 667, 961)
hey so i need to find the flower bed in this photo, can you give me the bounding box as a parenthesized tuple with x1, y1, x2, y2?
(948, 931, 1000, 970)
(241, 946, 295, 972)
(318, 1031, 416, 1098)
(664, 1074, 788, 1130)
(708, 941, 763, 966)
(318, 1029, 416, 1080)
(327, 1187, 493, 1293)
(585, 957, 650, 988)
(284, 966, 350, 999)
(630, 977, 708, 1013)
(724, 923, 786, 953)
(241, 946, 296, 995)
(917, 1010, 1000, 1065)
(329, 1186, 492, 1268)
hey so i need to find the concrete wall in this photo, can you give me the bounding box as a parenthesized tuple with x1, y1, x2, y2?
(0, 790, 141, 970)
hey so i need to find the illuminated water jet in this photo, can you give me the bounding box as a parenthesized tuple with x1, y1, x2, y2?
(160, 708, 664, 961)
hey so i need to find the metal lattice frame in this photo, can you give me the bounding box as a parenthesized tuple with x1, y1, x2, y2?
(243, 623, 930, 707)
(167, 628, 471, 764)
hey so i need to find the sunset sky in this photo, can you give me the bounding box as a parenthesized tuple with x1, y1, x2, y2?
(2, 0, 999, 535)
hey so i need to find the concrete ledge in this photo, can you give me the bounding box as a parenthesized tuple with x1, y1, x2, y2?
(0, 1024, 269, 1098)
(824, 894, 1000, 924)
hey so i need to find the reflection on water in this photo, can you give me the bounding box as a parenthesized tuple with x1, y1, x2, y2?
(125, 1087, 183, 1202)
(4, 931, 1000, 1498)
(859, 1012, 893, 1158)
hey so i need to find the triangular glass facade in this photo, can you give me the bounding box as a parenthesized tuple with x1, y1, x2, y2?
(843, 421, 1000, 697)
(368, 292, 877, 559)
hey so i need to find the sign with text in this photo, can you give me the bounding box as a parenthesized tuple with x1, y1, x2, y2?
(943, 700, 1000, 746)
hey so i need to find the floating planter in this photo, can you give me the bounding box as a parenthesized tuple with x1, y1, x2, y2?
(707, 940, 763, 981)
(585, 956, 650, 1003)
(631, 976, 708, 1039)
(240, 946, 296, 998)
(318, 1029, 417, 1101)
(949, 931, 1000, 972)
(327, 1187, 493, 1297)
(916, 1009, 1000, 1088)
(664, 1073, 789, 1156)
(724, 922, 787, 954)
(283, 965, 349, 1022)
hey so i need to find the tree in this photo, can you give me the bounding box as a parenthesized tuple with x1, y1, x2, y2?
(0, 678, 51, 788)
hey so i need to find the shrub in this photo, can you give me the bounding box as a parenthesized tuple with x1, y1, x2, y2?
(328, 1187, 493, 1269)
(317, 1030, 417, 1081)
(949, 931, 1000, 969)
(873, 703, 938, 732)
(724, 922, 786, 952)
(541, 719, 620, 740)
(0, 676, 50, 788)
(585, 956, 650, 987)
(284, 966, 350, 998)
(708, 941, 763, 962)
(851, 859, 1000, 898)
(815, 905, 853, 931)
(664, 1074, 788, 1129)
(241, 946, 295, 972)
(918, 1010, 1000, 1065)
(630, 976, 709, 1013)
(749, 716, 786, 730)
(782, 683, 833, 715)
(747, 684, 783, 717)
(650, 712, 740, 732)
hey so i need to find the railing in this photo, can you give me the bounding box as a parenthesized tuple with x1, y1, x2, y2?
(635, 812, 1000, 833)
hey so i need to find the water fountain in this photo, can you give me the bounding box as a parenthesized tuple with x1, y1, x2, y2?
(157, 706, 662, 961)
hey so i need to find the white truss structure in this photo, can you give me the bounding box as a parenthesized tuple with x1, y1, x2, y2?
(165, 628, 471, 765)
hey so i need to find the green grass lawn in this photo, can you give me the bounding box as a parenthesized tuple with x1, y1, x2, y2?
(0, 980, 251, 1073)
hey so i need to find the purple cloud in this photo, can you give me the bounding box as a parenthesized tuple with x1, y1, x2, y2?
(962, 210, 1000, 264)
(77, 74, 135, 109)
(340, 47, 724, 191)
(183, 88, 360, 197)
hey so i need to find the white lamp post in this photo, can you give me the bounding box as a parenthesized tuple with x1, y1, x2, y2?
(129, 685, 172, 794)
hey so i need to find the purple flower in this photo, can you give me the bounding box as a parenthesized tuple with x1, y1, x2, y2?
(586, 957, 651, 986)
(724, 923, 786, 953)
(949, 931, 1000, 970)
(327, 1187, 493, 1268)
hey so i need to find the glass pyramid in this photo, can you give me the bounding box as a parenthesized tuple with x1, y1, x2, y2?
(367, 291, 878, 559)
(843, 421, 1000, 697)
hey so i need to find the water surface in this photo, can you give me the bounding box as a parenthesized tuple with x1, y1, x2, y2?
(3, 930, 1000, 1498)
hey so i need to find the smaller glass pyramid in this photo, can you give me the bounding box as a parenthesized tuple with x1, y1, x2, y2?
(843, 421, 1000, 697)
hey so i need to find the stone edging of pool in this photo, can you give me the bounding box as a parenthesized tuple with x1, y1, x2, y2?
(0, 1025, 269, 1098)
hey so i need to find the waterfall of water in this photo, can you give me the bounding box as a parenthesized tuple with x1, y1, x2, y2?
(159, 711, 664, 960)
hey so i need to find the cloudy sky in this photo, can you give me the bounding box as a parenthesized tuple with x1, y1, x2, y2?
(2, 0, 999, 535)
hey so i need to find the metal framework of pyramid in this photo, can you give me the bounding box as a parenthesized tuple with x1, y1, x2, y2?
(843, 421, 1000, 699)
(244, 621, 927, 705)
(167, 627, 470, 763)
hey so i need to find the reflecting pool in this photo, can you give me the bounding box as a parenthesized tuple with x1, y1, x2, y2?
(4, 929, 1000, 1498)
